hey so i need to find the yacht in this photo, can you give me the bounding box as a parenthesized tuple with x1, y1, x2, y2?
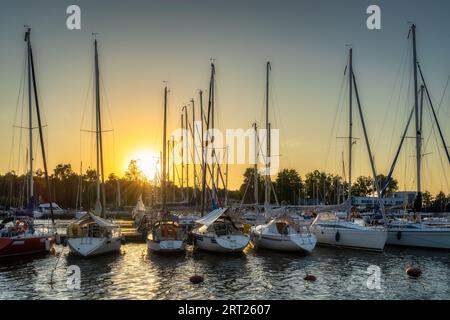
(192, 208, 250, 253)
(251, 215, 317, 253)
(311, 212, 387, 251)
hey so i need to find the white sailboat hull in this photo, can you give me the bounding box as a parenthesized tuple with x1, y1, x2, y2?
(387, 226, 450, 249)
(312, 226, 387, 251)
(251, 230, 316, 253)
(194, 233, 249, 253)
(147, 239, 186, 253)
(67, 236, 122, 257)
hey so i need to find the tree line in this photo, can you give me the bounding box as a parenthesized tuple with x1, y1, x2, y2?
(0, 162, 448, 212)
(238, 168, 450, 212)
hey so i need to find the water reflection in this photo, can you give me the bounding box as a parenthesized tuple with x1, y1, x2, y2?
(0, 244, 448, 300)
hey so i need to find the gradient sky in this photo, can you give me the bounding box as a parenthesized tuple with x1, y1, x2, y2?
(0, 0, 449, 194)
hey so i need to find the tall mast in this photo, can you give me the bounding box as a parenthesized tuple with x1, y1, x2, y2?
(181, 111, 184, 198)
(264, 62, 271, 207)
(94, 38, 106, 217)
(411, 24, 422, 212)
(210, 63, 216, 204)
(184, 105, 189, 202)
(191, 98, 197, 202)
(161, 86, 168, 211)
(200, 89, 206, 215)
(27, 27, 55, 224)
(172, 136, 175, 202)
(348, 48, 353, 201)
(253, 122, 259, 211)
(26, 28, 33, 212)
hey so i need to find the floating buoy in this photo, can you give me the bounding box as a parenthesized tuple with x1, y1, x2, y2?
(304, 274, 317, 282)
(406, 266, 422, 278)
(335, 231, 341, 242)
(189, 274, 204, 284)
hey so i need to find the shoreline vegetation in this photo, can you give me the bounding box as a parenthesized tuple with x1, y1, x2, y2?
(1, 161, 448, 213)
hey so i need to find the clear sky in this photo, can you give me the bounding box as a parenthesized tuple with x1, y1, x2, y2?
(0, 0, 449, 194)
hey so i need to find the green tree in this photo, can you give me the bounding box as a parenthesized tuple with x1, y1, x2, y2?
(377, 174, 398, 196)
(124, 160, 146, 182)
(274, 169, 303, 205)
(238, 168, 265, 204)
(432, 191, 448, 212)
(351, 176, 373, 197)
(422, 191, 433, 209)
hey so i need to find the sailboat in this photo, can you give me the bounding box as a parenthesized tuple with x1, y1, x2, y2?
(0, 28, 55, 258)
(191, 63, 250, 253)
(146, 85, 187, 253)
(66, 37, 122, 257)
(384, 25, 450, 249)
(193, 207, 250, 253)
(310, 48, 387, 251)
(252, 214, 316, 252)
(249, 62, 316, 252)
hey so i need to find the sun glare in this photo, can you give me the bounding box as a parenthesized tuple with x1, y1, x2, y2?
(126, 150, 160, 180)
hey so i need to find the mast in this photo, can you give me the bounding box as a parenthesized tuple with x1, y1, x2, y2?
(253, 122, 259, 211)
(210, 63, 216, 205)
(172, 136, 175, 202)
(352, 71, 386, 220)
(77, 161, 83, 210)
(184, 105, 189, 202)
(94, 38, 106, 218)
(26, 28, 33, 213)
(200, 89, 206, 215)
(411, 24, 422, 212)
(264, 62, 271, 207)
(191, 98, 197, 202)
(181, 111, 184, 199)
(161, 86, 168, 211)
(116, 179, 121, 209)
(348, 48, 353, 201)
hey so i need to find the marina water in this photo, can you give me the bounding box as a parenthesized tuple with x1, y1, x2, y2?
(0, 243, 448, 299)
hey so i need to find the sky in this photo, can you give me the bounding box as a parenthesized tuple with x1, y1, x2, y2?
(0, 0, 449, 194)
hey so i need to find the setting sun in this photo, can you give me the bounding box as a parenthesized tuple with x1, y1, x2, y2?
(125, 150, 160, 180)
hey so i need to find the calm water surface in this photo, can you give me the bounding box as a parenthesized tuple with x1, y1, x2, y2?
(0, 244, 448, 299)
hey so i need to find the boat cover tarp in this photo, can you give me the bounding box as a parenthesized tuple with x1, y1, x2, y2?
(195, 208, 229, 226)
(73, 212, 119, 229)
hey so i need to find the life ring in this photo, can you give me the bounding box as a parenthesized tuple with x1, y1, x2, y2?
(396, 231, 402, 240)
(335, 231, 341, 242)
(15, 220, 29, 234)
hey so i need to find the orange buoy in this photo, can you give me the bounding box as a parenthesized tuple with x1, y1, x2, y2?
(189, 275, 204, 284)
(304, 275, 317, 282)
(406, 267, 422, 278)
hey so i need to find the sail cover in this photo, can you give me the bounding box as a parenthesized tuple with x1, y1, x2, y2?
(134, 195, 146, 212)
(195, 207, 229, 226)
(73, 212, 119, 229)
